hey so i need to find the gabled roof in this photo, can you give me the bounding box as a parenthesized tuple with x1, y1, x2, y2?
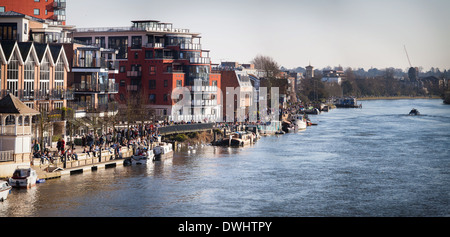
(0, 43, 7, 65)
(0, 94, 40, 115)
(2, 41, 24, 64)
(34, 43, 54, 66)
(17, 42, 33, 63)
(49, 44, 70, 71)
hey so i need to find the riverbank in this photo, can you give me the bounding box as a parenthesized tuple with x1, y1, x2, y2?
(358, 95, 441, 101)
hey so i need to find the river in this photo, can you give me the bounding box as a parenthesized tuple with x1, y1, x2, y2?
(1, 99, 449, 217)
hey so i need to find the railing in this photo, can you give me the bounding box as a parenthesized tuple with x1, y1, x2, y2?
(180, 43, 201, 50)
(157, 123, 215, 135)
(0, 89, 74, 101)
(0, 150, 14, 162)
(145, 43, 164, 48)
(68, 101, 119, 113)
(73, 83, 118, 93)
(190, 57, 210, 64)
(127, 71, 142, 77)
(75, 26, 191, 34)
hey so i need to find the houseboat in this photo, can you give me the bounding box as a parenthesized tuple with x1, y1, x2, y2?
(1, 181, 12, 201)
(8, 167, 38, 188)
(334, 97, 361, 108)
(222, 131, 256, 147)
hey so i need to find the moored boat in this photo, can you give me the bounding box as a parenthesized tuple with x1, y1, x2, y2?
(293, 114, 307, 130)
(334, 97, 361, 108)
(130, 147, 154, 165)
(153, 142, 173, 161)
(1, 180, 12, 201)
(8, 167, 37, 189)
(222, 131, 256, 147)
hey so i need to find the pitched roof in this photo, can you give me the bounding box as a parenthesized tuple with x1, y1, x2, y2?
(0, 94, 40, 115)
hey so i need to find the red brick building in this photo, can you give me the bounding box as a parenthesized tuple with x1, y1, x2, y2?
(0, 0, 66, 25)
(73, 20, 222, 122)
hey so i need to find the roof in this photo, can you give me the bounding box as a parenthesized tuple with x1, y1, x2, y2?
(0, 11, 45, 23)
(0, 94, 40, 115)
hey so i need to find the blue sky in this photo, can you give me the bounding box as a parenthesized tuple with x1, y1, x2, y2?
(67, 0, 450, 71)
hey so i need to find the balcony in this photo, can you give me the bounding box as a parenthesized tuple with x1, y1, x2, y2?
(73, 83, 119, 94)
(180, 43, 201, 50)
(53, 0, 67, 9)
(127, 71, 142, 78)
(145, 43, 164, 48)
(187, 86, 218, 93)
(190, 57, 210, 64)
(53, 15, 66, 22)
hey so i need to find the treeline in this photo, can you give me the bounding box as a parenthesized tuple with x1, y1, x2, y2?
(298, 68, 447, 103)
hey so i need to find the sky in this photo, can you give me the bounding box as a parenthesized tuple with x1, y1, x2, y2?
(67, 0, 450, 71)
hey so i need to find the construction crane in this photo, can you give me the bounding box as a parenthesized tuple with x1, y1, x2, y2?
(403, 45, 412, 67)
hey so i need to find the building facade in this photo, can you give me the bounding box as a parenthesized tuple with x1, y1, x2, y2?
(72, 20, 222, 122)
(0, 0, 66, 25)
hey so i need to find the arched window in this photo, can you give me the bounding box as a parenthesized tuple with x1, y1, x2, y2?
(5, 115, 15, 125)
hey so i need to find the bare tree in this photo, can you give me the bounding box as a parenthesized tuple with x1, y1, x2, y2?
(251, 55, 281, 79)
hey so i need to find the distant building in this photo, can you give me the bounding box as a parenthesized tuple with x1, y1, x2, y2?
(321, 69, 344, 85)
(305, 64, 314, 79)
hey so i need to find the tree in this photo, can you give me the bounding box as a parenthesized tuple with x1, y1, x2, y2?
(251, 55, 280, 79)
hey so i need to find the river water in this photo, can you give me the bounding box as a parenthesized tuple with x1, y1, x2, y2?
(1, 99, 449, 217)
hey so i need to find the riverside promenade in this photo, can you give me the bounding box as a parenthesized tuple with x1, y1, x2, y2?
(31, 145, 133, 180)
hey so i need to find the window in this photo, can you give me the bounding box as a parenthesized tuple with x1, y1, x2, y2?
(149, 80, 156, 89)
(120, 66, 125, 73)
(40, 56, 50, 94)
(108, 36, 128, 59)
(45, 10, 48, 15)
(94, 37, 105, 48)
(119, 80, 125, 87)
(149, 94, 156, 103)
(34, 0, 40, 2)
(0, 7, 5, 13)
(131, 36, 142, 49)
(34, 9, 40, 15)
(164, 80, 168, 87)
(7, 52, 19, 96)
(54, 102, 63, 110)
(145, 50, 153, 59)
(163, 94, 168, 102)
(54, 57, 65, 89)
(149, 66, 156, 75)
(24, 56, 36, 98)
(0, 23, 18, 41)
(176, 80, 182, 88)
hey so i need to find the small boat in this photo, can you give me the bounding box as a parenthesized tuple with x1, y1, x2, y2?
(9, 167, 38, 189)
(293, 114, 307, 130)
(153, 142, 173, 160)
(1, 180, 12, 201)
(409, 108, 420, 116)
(130, 147, 154, 165)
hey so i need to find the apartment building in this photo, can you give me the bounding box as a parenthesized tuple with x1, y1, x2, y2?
(0, 0, 66, 25)
(72, 20, 222, 122)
